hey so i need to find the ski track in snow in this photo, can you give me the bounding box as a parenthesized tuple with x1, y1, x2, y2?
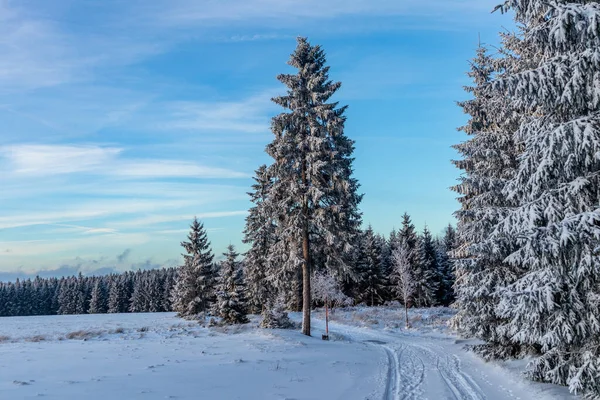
(306, 315, 572, 400)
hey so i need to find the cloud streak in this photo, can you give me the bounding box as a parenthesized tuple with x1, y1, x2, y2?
(0, 144, 248, 178)
(156, 0, 493, 26)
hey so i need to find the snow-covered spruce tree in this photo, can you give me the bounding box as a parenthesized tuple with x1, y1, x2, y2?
(171, 218, 215, 319)
(88, 279, 107, 314)
(57, 279, 77, 315)
(391, 238, 416, 329)
(145, 272, 164, 312)
(242, 165, 275, 314)
(435, 224, 457, 306)
(398, 213, 418, 261)
(129, 274, 145, 313)
(484, 2, 600, 397)
(262, 37, 363, 336)
(413, 226, 439, 307)
(260, 294, 294, 329)
(450, 41, 524, 360)
(214, 245, 249, 324)
(108, 275, 128, 313)
(355, 226, 387, 306)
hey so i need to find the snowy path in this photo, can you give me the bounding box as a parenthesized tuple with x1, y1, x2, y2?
(305, 314, 574, 400)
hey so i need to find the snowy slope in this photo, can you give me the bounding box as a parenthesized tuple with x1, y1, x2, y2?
(0, 308, 575, 400)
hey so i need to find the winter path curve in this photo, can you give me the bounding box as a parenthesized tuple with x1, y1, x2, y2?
(304, 311, 574, 400)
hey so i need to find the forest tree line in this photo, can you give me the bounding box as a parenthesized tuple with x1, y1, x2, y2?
(0, 216, 455, 320)
(0, 269, 177, 317)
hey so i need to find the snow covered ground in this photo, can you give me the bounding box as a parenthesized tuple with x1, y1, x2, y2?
(0, 307, 575, 400)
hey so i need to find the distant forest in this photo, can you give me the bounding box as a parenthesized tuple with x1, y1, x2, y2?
(0, 214, 455, 319)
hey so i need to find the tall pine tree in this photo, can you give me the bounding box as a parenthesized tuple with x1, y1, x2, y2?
(258, 37, 363, 335)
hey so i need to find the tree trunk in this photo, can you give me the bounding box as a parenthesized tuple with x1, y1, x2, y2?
(301, 225, 311, 336)
(296, 266, 303, 312)
(404, 294, 410, 329)
(301, 158, 311, 336)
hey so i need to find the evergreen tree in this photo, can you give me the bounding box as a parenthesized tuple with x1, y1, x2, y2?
(58, 279, 77, 315)
(171, 218, 215, 319)
(129, 273, 145, 313)
(108, 275, 129, 313)
(435, 224, 457, 306)
(260, 294, 294, 329)
(398, 213, 418, 261)
(259, 37, 363, 336)
(486, 1, 600, 397)
(355, 226, 387, 306)
(242, 165, 274, 314)
(450, 42, 523, 360)
(413, 226, 439, 307)
(89, 279, 107, 314)
(214, 245, 249, 324)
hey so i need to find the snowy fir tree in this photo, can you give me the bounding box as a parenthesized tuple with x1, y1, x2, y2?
(476, 1, 600, 397)
(450, 41, 524, 361)
(435, 224, 457, 306)
(355, 226, 387, 306)
(171, 218, 215, 319)
(108, 275, 129, 314)
(391, 238, 416, 328)
(260, 294, 294, 329)
(242, 164, 275, 314)
(88, 278, 107, 314)
(214, 245, 249, 324)
(398, 213, 418, 263)
(413, 226, 439, 307)
(256, 37, 363, 336)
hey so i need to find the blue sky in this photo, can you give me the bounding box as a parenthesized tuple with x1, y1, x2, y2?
(0, 0, 511, 278)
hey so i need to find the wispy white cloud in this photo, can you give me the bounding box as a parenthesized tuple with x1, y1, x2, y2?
(112, 211, 248, 229)
(153, 90, 277, 134)
(0, 232, 152, 257)
(0, 199, 195, 230)
(0, 144, 247, 178)
(1, 144, 121, 174)
(156, 0, 493, 26)
(152, 227, 224, 235)
(112, 161, 248, 179)
(47, 224, 118, 235)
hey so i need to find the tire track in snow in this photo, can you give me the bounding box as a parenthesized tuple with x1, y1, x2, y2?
(317, 319, 486, 400)
(381, 344, 399, 400)
(411, 342, 486, 400)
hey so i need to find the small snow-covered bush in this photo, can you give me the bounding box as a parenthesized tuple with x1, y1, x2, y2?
(261, 298, 295, 329)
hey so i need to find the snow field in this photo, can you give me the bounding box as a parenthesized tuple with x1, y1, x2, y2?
(0, 312, 382, 400)
(0, 307, 577, 400)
